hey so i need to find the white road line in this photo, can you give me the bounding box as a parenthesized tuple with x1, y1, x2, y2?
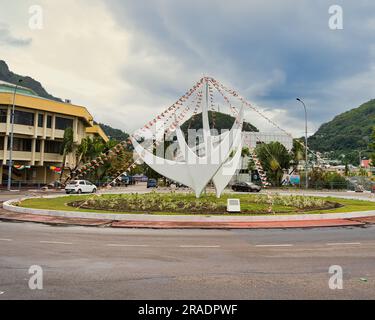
(107, 244, 150, 247)
(39, 241, 73, 245)
(326, 242, 361, 246)
(179, 245, 221, 248)
(255, 244, 294, 247)
(0, 238, 12, 241)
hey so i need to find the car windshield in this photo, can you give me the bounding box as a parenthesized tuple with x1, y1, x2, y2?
(67, 181, 78, 185)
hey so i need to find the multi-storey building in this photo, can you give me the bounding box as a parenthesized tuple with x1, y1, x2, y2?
(0, 80, 108, 186)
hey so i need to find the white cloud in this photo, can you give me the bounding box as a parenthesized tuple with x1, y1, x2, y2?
(0, 0, 374, 137)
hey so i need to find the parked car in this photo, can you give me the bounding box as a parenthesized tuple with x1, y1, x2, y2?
(65, 180, 97, 194)
(231, 182, 261, 192)
(146, 178, 158, 188)
(355, 184, 364, 192)
(167, 180, 187, 188)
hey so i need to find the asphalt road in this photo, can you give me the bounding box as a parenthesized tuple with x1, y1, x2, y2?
(1, 221, 375, 299)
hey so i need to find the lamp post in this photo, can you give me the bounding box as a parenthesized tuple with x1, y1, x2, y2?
(7, 79, 22, 191)
(296, 98, 308, 189)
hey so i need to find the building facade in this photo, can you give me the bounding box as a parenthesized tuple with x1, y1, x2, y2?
(242, 132, 293, 151)
(0, 81, 108, 186)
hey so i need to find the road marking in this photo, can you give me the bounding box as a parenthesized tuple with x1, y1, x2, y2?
(39, 241, 72, 245)
(0, 238, 12, 241)
(255, 244, 294, 247)
(0, 291, 4, 295)
(326, 242, 361, 246)
(107, 244, 150, 247)
(179, 245, 221, 248)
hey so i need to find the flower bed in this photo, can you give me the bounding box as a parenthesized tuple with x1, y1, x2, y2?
(68, 192, 340, 215)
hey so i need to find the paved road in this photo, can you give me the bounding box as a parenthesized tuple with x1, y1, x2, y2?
(1, 220, 374, 299)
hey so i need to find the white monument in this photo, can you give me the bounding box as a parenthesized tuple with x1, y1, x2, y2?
(132, 81, 244, 198)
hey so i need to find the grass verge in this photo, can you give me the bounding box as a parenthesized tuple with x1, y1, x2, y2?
(15, 193, 375, 216)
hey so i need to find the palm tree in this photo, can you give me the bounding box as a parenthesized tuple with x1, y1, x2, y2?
(59, 127, 74, 182)
(291, 138, 305, 173)
(255, 141, 291, 186)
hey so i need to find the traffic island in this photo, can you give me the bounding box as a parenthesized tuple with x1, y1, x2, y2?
(1, 192, 375, 229)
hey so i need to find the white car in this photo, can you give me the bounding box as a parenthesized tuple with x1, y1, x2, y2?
(65, 180, 97, 194)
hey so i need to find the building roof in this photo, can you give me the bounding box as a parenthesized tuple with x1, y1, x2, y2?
(0, 80, 38, 96)
(86, 124, 109, 142)
(0, 81, 94, 126)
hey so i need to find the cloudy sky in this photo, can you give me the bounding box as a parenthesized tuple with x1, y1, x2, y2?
(1, 0, 375, 137)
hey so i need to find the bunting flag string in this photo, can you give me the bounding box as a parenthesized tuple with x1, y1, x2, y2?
(69, 76, 327, 187)
(207, 77, 328, 166)
(69, 83, 204, 182)
(106, 87, 203, 187)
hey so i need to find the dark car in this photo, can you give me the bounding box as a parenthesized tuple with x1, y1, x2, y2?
(231, 182, 261, 192)
(147, 178, 158, 188)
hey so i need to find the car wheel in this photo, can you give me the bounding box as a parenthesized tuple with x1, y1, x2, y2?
(65, 191, 70, 194)
(77, 189, 82, 194)
(92, 188, 97, 193)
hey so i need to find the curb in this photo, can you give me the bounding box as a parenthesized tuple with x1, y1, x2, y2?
(0, 212, 368, 229)
(3, 197, 375, 222)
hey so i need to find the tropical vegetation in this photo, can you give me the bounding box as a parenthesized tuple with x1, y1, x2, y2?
(255, 141, 291, 187)
(308, 99, 375, 164)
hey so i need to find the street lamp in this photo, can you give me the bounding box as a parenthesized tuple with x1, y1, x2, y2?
(7, 79, 22, 191)
(296, 98, 308, 189)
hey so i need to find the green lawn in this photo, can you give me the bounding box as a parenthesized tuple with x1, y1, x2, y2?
(16, 193, 375, 216)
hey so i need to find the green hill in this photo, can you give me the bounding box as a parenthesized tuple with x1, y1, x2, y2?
(181, 111, 258, 133)
(308, 99, 375, 163)
(0, 60, 62, 101)
(97, 123, 129, 141)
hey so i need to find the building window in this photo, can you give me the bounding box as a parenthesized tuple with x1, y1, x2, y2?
(35, 139, 41, 152)
(0, 136, 4, 150)
(55, 117, 73, 130)
(0, 108, 7, 123)
(14, 110, 34, 126)
(47, 115, 52, 128)
(45, 140, 62, 153)
(8, 138, 32, 152)
(38, 114, 44, 127)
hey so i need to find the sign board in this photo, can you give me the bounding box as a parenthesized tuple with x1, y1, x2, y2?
(227, 198, 241, 213)
(289, 175, 301, 185)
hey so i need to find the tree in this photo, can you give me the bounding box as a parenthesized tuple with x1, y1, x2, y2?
(291, 138, 305, 172)
(59, 127, 74, 181)
(255, 142, 291, 186)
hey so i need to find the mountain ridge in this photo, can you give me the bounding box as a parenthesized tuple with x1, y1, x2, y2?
(308, 99, 375, 163)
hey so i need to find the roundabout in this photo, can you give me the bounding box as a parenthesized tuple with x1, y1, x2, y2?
(2, 189, 375, 229)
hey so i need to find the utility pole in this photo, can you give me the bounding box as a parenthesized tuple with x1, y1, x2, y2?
(296, 98, 308, 189)
(7, 79, 22, 191)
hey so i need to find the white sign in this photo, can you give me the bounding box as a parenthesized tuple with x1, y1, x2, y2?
(227, 199, 241, 213)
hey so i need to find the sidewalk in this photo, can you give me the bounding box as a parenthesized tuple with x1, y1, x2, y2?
(0, 210, 371, 229)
